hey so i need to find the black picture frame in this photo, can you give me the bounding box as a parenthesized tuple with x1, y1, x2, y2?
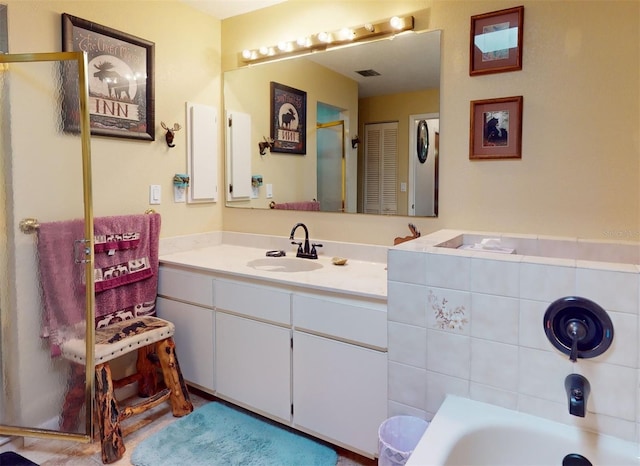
(62, 13, 155, 141)
(270, 82, 306, 154)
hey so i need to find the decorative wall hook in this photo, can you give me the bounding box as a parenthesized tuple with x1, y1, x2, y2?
(161, 122, 182, 148)
(351, 135, 360, 149)
(259, 137, 274, 155)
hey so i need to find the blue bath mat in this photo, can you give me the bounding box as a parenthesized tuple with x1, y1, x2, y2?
(0, 452, 38, 465)
(131, 402, 337, 466)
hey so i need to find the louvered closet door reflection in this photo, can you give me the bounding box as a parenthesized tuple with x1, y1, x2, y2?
(364, 122, 398, 215)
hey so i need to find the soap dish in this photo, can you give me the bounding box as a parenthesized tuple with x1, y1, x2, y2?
(332, 257, 348, 266)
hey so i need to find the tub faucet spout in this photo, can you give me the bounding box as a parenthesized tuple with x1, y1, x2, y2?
(565, 374, 590, 417)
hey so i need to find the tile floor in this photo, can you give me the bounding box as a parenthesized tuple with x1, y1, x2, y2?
(11, 389, 376, 466)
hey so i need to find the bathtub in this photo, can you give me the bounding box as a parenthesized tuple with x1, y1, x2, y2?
(407, 396, 640, 466)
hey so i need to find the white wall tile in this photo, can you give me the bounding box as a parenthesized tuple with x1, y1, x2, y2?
(426, 287, 471, 335)
(578, 360, 637, 421)
(426, 330, 470, 379)
(388, 250, 426, 285)
(424, 371, 469, 415)
(519, 299, 553, 351)
(470, 382, 518, 410)
(388, 361, 426, 410)
(471, 293, 519, 344)
(592, 310, 637, 368)
(470, 255, 521, 297)
(576, 266, 639, 314)
(387, 400, 428, 421)
(425, 250, 471, 290)
(387, 281, 427, 327)
(519, 261, 576, 302)
(470, 338, 519, 391)
(388, 321, 427, 369)
(518, 347, 574, 403)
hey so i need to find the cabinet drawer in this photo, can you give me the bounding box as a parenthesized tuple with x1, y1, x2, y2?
(158, 266, 214, 307)
(293, 294, 387, 349)
(214, 279, 291, 325)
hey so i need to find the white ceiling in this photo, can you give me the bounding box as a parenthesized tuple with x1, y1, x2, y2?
(179, 0, 287, 19)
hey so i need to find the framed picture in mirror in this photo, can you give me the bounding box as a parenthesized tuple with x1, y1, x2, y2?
(470, 5, 524, 76)
(270, 82, 306, 154)
(470, 96, 523, 160)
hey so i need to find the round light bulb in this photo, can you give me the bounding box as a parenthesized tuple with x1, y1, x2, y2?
(390, 16, 404, 30)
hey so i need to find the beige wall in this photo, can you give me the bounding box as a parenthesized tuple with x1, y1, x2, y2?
(222, 0, 640, 245)
(6, 0, 639, 246)
(6, 0, 223, 238)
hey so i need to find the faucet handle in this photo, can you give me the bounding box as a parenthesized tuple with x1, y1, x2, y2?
(310, 243, 323, 255)
(291, 241, 303, 254)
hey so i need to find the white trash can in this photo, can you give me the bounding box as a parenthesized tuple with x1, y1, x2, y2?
(378, 416, 429, 466)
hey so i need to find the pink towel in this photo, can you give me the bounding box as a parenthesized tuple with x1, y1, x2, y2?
(273, 201, 320, 211)
(37, 213, 161, 356)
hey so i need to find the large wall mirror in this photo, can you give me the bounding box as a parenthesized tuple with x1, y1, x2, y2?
(224, 29, 440, 217)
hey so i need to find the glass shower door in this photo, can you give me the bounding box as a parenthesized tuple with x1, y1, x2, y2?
(0, 52, 94, 442)
(317, 120, 345, 212)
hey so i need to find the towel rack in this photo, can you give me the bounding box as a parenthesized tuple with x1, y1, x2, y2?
(20, 210, 157, 234)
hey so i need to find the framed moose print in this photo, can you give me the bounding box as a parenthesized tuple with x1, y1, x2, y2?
(470, 96, 523, 160)
(270, 82, 306, 154)
(62, 13, 155, 140)
(470, 6, 524, 76)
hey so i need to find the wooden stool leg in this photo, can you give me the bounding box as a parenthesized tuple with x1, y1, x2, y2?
(136, 345, 158, 397)
(95, 363, 125, 464)
(156, 337, 193, 417)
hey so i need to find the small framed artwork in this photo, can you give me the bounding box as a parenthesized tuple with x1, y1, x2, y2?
(62, 13, 155, 140)
(470, 96, 523, 160)
(470, 5, 524, 76)
(270, 82, 306, 154)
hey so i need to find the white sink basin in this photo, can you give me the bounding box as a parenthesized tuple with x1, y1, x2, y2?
(247, 257, 323, 273)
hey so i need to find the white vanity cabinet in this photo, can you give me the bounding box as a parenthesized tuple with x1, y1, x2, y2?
(156, 267, 215, 392)
(214, 279, 292, 423)
(156, 260, 388, 459)
(292, 293, 388, 457)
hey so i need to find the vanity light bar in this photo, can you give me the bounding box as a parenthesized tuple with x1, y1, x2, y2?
(239, 15, 415, 65)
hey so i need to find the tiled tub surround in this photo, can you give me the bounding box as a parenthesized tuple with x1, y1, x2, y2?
(387, 230, 640, 444)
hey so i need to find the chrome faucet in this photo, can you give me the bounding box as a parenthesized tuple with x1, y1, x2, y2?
(289, 223, 322, 259)
(565, 374, 590, 417)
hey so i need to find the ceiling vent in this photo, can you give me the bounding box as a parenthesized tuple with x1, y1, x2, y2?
(356, 69, 381, 77)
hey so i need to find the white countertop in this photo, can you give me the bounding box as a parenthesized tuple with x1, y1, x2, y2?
(159, 244, 388, 300)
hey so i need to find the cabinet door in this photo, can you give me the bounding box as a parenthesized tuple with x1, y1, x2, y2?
(215, 312, 291, 422)
(293, 331, 388, 457)
(156, 297, 215, 392)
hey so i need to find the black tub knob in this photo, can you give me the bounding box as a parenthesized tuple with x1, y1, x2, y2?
(543, 297, 614, 362)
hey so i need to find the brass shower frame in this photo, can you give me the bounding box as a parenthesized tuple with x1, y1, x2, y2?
(0, 51, 95, 443)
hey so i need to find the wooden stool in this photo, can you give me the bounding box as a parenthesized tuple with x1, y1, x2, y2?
(60, 316, 193, 464)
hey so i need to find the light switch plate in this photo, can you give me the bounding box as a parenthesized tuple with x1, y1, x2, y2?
(266, 183, 273, 199)
(149, 185, 161, 204)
